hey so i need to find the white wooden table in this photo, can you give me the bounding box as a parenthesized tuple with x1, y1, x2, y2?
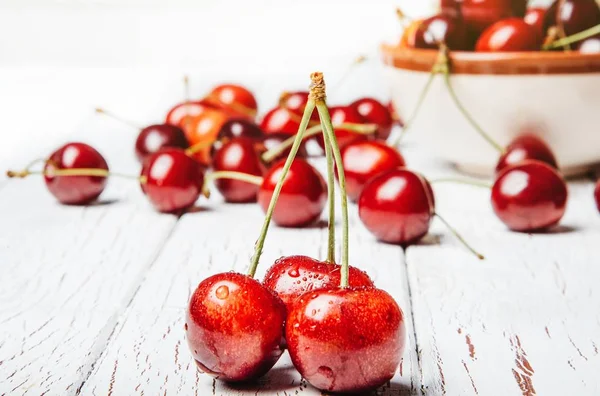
(1, 67, 600, 396)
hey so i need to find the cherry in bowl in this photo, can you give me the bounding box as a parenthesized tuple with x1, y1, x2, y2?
(476, 18, 542, 51)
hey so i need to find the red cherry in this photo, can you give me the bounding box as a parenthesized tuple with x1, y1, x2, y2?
(211, 137, 265, 203)
(350, 97, 394, 141)
(206, 84, 258, 120)
(340, 140, 406, 202)
(387, 100, 404, 127)
(358, 169, 434, 245)
(141, 148, 205, 213)
(286, 287, 405, 393)
(185, 108, 230, 166)
(476, 18, 542, 51)
(258, 158, 327, 227)
(543, 0, 600, 38)
(211, 118, 265, 155)
(524, 7, 547, 37)
(135, 124, 189, 163)
(577, 33, 600, 53)
(279, 91, 320, 122)
(491, 160, 568, 232)
(262, 255, 373, 310)
(43, 142, 109, 205)
(441, 0, 462, 18)
(317, 106, 368, 150)
(462, 0, 528, 38)
(259, 106, 301, 136)
(595, 180, 600, 213)
(260, 132, 309, 163)
(496, 134, 558, 174)
(165, 100, 214, 130)
(186, 272, 285, 382)
(412, 14, 471, 50)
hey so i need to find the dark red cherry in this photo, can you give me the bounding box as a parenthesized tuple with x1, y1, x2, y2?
(350, 97, 394, 141)
(279, 91, 320, 122)
(205, 84, 258, 120)
(543, 0, 600, 38)
(212, 137, 265, 203)
(476, 18, 542, 51)
(260, 107, 301, 136)
(286, 287, 405, 393)
(258, 158, 327, 227)
(358, 169, 434, 245)
(413, 14, 470, 50)
(496, 134, 558, 174)
(186, 272, 286, 382)
(441, 0, 462, 18)
(260, 132, 309, 163)
(262, 255, 374, 310)
(524, 7, 547, 37)
(340, 140, 406, 202)
(577, 33, 600, 53)
(44, 142, 109, 205)
(141, 148, 205, 213)
(211, 118, 264, 154)
(462, 0, 528, 38)
(595, 180, 600, 213)
(491, 160, 568, 232)
(135, 124, 189, 163)
(317, 106, 368, 150)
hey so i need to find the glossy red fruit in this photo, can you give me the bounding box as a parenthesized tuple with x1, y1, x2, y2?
(279, 91, 320, 122)
(577, 33, 600, 53)
(186, 272, 286, 382)
(491, 160, 568, 232)
(260, 132, 309, 163)
(135, 124, 189, 163)
(286, 287, 405, 393)
(185, 108, 230, 166)
(212, 137, 265, 203)
(211, 118, 264, 155)
(263, 255, 374, 309)
(340, 140, 406, 202)
(358, 169, 434, 245)
(141, 148, 205, 213)
(595, 180, 600, 213)
(165, 100, 214, 131)
(476, 18, 542, 51)
(461, 0, 528, 38)
(496, 134, 558, 174)
(350, 97, 394, 141)
(317, 106, 368, 150)
(524, 7, 547, 37)
(44, 142, 109, 205)
(441, 0, 462, 18)
(206, 84, 258, 120)
(543, 0, 600, 37)
(258, 158, 327, 227)
(260, 107, 301, 136)
(412, 14, 470, 50)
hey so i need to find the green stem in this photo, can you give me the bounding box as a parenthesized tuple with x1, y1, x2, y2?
(247, 99, 316, 278)
(430, 178, 492, 189)
(6, 167, 144, 182)
(322, 114, 336, 264)
(95, 108, 141, 130)
(185, 140, 213, 156)
(393, 71, 436, 146)
(543, 23, 600, 50)
(202, 171, 263, 198)
(435, 213, 485, 260)
(260, 122, 376, 163)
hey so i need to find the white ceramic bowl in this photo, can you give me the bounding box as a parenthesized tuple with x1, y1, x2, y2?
(381, 45, 600, 176)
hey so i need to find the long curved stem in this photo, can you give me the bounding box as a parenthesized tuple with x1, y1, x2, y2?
(543, 23, 600, 50)
(6, 167, 144, 182)
(435, 213, 484, 260)
(95, 108, 141, 130)
(247, 99, 316, 278)
(322, 113, 336, 264)
(185, 140, 213, 156)
(430, 178, 492, 189)
(393, 72, 436, 146)
(202, 171, 263, 198)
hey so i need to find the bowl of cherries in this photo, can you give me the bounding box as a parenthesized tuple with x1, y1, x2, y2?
(381, 0, 600, 176)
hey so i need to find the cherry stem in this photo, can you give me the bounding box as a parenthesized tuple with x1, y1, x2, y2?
(543, 23, 600, 50)
(322, 108, 336, 265)
(393, 72, 435, 146)
(6, 167, 146, 183)
(184, 75, 190, 103)
(201, 171, 263, 198)
(183, 76, 193, 134)
(430, 178, 492, 189)
(435, 213, 485, 260)
(185, 140, 213, 156)
(95, 108, 141, 130)
(261, 122, 376, 163)
(329, 55, 368, 94)
(204, 94, 257, 119)
(247, 88, 316, 279)
(313, 73, 350, 288)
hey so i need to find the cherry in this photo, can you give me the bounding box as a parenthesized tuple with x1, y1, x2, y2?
(387, 100, 404, 127)
(461, 0, 528, 38)
(141, 148, 205, 213)
(279, 91, 320, 122)
(595, 180, 600, 213)
(186, 272, 286, 382)
(496, 134, 558, 174)
(260, 132, 309, 162)
(317, 106, 368, 150)
(476, 18, 542, 51)
(286, 287, 405, 393)
(211, 137, 265, 203)
(262, 255, 373, 310)
(185, 108, 230, 165)
(399, 18, 425, 48)
(524, 7, 547, 37)
(358, 168, 434, 245)
(543, 0, 600, 38)
(135, 124, 189, 163)
(491, 160, 568, 232)
(441, 0, 462, 18)
(412, 14, 470, 51)
(577, 33, 600, 53)
(165, 100, 215, 131)
(258, 158, 327, 227)
(260, 106, 302, 136)
(350, 97, 394, 141)
(211, 118, 264, 155)
(340, 140, 406, 202)
(205, 84, 258, 120)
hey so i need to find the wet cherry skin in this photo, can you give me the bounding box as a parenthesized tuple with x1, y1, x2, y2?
(135, 124, 189, 164)
(476, 18, 542, 51)
(524, 7, 547, 37)
(412, 14, 471, 50)
(286, 287, 406, 393)
(260, 132, 309, 163)
(350, 97, 394, 141)
(595, 180, 600, 213)
(461, 0, 528, 38)
(44, 142, 109, 205)
(340, 140, 406, 202)
(496, 134, 558, 174)
(141, 148, 205, 213)
(262, 255, 374, 310)
(358, 169, 435, 245)
(205, 84, 258, 120)
(258, 158, 327, 227)
(259, 106, 302, 136)
(543, 0, 600, 37)
(317, 106, 368, 150)
(491, 160, 568, 232)
(211, 137, 265, 203)
(186, 272, 286, 382)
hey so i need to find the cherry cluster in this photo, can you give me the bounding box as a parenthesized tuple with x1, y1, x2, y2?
(400, 0, 600, 52)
